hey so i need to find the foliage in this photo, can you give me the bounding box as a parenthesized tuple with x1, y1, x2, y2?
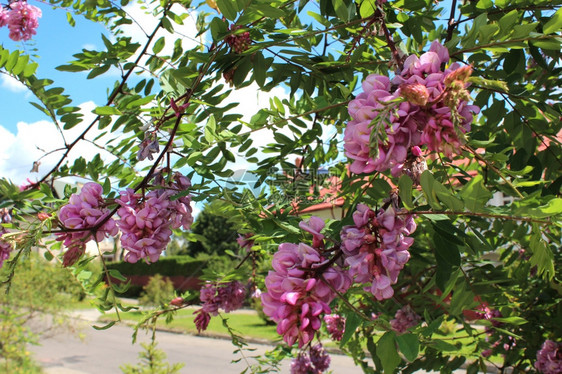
(139, 274, 176, 307)
(0, 0, 561, 373)
(0, 254, 93, 372)
(187, 202, 241, 257)
(0, 254, 90, 309)
(0, 306, 43, 374)
(120, 341, 184, 374)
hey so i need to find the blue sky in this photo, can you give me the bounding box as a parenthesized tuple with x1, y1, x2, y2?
(0, 4, 114, 131)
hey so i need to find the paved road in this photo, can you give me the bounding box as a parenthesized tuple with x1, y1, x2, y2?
(30, 314, 364, 374)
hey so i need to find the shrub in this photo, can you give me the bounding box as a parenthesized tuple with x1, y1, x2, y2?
(106, 256, 208, 278)
(139, 274, 175, 307)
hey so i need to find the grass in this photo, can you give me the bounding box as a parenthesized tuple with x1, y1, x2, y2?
(101, 307, 282, 342)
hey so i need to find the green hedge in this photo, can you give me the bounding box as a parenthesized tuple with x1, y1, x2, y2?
(106, 255, 209, 277)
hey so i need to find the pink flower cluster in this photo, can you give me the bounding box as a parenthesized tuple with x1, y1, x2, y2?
(0, 231, 10, 268)
(261, 217, 351, 347)
(473, 306, 518, 358)
(290, 344, 331, 374)
(56, 174, 193, 266)
(344, 41, 479, 176)
(193, 281, 247, 332)
(0, 1, 41, 41)
(56, 182, 118, 267)
(390, 305, 421, 334)
(341, 203, 416, 300)
(535, 340, 562, 374)
(323, 314, 345, 341)
(226, 25, 251, 54)
(0, 208, 13, 269)
(117, 173, 193, 264)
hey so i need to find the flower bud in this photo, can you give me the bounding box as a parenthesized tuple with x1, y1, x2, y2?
(400, 83, 430, 106)
(444, 65, 473, 85)
(37, 212, 51, 221)
(170, 297, 184, 306)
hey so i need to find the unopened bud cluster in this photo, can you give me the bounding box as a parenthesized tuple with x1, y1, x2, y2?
(226, 25, 251, 54)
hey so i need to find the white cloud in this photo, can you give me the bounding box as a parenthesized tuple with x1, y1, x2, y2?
(117, 3, 203, 63)
(0, 74, 28, 93)
(0, 101, 120, 185)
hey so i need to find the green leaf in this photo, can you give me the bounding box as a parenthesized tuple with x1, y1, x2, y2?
(23, 62, 38, 77)
(449, 283, 477, 316)
(498, 10, 519, 35)
(367, 336, 384, 370)
(492, 316, 528, 325)
(108, 269, 127, 282)
(204, 115, 217, 143)
(216, 0, 237, 20)
(475, 0, 493, 9)
(543, 7, 562, 34)
(421, 315, 444, 337)
(360, 0, 376, 18)
(434, 234, 461, 267)
(398, 175, 414, 210)
(340, 311, 361, 347)
(5, 50, 19, 72)
(93, 320, 117, 330)
(93, 106, 122, 115)
(395, 333, 419, 362)
(209, 17, 228, 42)
(87, 64, 110, 79)
(420, 171, 442, 210)
(376, 331, 401, 374)
(152, 36, 166, 54)
(331, 0, 351, 21)
(66, 12, 76, 27)
(529, 229, 554, 281)
(43, 251, 54, 261)
(12, 54, 28, 75)
(431, 339, 459, 352)
(460, 175, 492, 211)
(253, 52, 266, 87)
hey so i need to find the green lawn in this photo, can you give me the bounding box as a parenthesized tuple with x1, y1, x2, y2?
(102, 308, 282, 342)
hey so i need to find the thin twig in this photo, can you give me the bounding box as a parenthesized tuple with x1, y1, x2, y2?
(445, 0, 458, 42)
(319, 274, 371, 322)
(463, 145, 524, 199)
(34, 5, 172, 186)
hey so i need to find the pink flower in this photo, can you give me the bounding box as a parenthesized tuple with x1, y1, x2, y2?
(237, 233, 254, 251)
(299, 216, 325, 249)
(535, 340, 562, 374)
(5, 1, 42, 41)
(262, 218, 351, 347)
(342, 204, 416, 301)
(390, 305, 421, 334)
(56, 182, 118, 266)
(0, 229, 12, 269)
(324, 314, 345, 341)
(345, 41, 479, 175)
(194, 309, 211, 333)
(117, 173, 193, 263)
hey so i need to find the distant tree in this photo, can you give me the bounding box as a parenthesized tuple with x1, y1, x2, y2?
(188, 204, 239, 257)
(164, 237, 190, 257)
